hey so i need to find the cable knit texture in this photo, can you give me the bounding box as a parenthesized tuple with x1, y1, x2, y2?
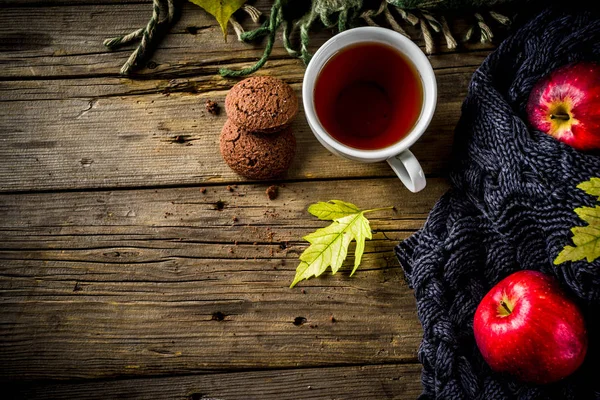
(395, 6, 600, 400)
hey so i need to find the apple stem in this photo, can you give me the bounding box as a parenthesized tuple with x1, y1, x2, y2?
(550, 113, 570, 121)
(500, 300, 512, 314)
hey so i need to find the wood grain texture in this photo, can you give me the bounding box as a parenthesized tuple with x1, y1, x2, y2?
(0, 0, 502, 192)
(8, 364, 423, 400)
(0, 1, 498, 79)
(0, 0, 507, 395)
(0, 0, 152, 4)
(0, 178, 449, 381)
(0, 70, 472, 192)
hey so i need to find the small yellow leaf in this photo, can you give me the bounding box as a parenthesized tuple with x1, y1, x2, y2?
(349, 215, 372, 276)
(307, 200, 360, 220)
(554, 225, 600, 264)
(577, 177, 600, 201)
(290, 201, 393, 287)
(575, 206, 600, 226)
(188, 0, 246, 40)
(555, 178, 600, 265)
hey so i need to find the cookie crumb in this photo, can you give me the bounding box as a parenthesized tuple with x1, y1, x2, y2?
(227, 185, 234, 192)
(206, 99, 220, 115)
(266, 185, 278, 200)
(200, 188, 206, 194)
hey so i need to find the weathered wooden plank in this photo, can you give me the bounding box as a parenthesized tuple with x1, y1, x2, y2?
(0, 177, 447, 269)
(0, 1, 497, 193)
(0, 54, 479, 100)
(0, 275, 422, 381)
(1, 0, 151, 4)
(0, 177, 449, 244)
(8, 364, 423, 400)
(0, 65, 470, 192)
(0, 1, 497, 79)
(0, 178, 446, 381)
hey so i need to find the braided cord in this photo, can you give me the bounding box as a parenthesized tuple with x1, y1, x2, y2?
(219, 0, 283, 78)
(103, 28, 144, 48)
(103, 0, 175, 75)
(104, 0, 517, 76)
(120, 0, 161, 75)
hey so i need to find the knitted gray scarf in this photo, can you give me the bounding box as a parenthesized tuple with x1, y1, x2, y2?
(396, 5, 600, 399)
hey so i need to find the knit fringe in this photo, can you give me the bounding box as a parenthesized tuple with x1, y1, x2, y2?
(220, 0, 512, 78)
(103, 0, 511, 77)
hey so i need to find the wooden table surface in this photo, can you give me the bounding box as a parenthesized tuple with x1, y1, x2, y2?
(0, 1, 506, 398)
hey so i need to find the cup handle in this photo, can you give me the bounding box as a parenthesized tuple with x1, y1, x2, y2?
(386, 150, 426, 193)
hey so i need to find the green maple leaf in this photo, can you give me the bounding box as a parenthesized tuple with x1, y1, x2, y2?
(554, 177, 600, 265)
(577, 177, 600, 201)
(188, 0, 246, 40)
(290, 201, 393, 288)
(307, 200, 360, 220)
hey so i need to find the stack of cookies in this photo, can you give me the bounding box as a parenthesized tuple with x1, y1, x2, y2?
(220, 76, 298, 180)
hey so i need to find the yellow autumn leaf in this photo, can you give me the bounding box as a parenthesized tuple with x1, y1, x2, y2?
(555, 177, 600, 265)
(554, 206, 600, 264)
(577, 177, 600, 201)
(307, 200, 360, 221)
(290, 201, 393, 288)
(188, 0, 246, 40)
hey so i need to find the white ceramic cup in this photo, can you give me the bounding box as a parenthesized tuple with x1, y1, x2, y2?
(302, 26, 437, 193)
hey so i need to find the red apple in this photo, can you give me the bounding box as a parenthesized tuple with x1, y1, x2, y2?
(526, 61, 600, 151)
(473, 270, 587, 384)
